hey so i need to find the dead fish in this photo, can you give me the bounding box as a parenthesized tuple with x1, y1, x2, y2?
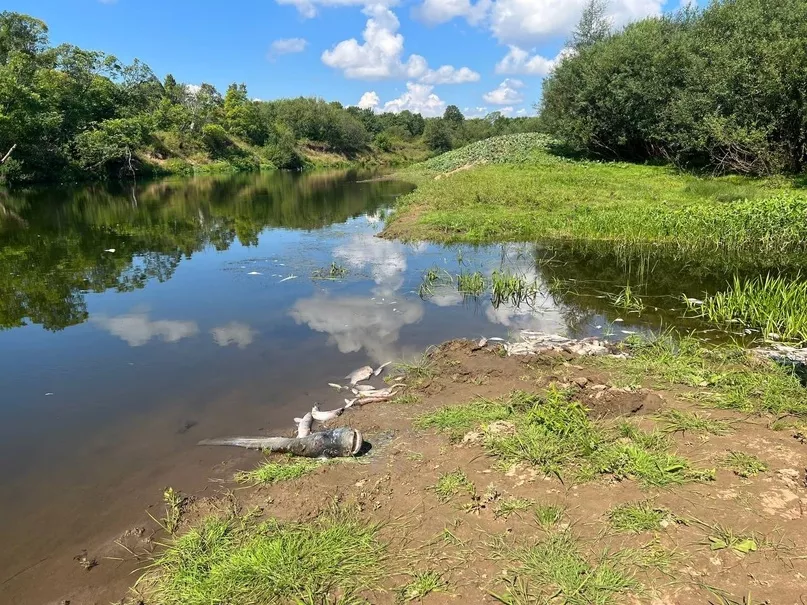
(344, 398, 357, 408)
(328, 383, 345, 391)
(345, 365, 374, 385)
(488, 337, 505, 342)
(373, 361, 392, 376)
(294, 412, 313, 438)
(278, 275, 297, 283)
(353, 384, 376, 393)
(358, 384, 405, 399)
(478, 337, 488, 348)
(311, 404, 344, 422)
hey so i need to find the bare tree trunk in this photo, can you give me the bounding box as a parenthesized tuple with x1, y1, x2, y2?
(0, 144, 16, 165)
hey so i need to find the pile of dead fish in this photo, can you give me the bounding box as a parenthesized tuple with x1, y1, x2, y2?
(503, 331, 618, 357)
(755, 344, 807, 373)
(293, 361, 402, 438)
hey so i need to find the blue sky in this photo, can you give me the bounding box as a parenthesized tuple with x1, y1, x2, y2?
(7, 0, 690, 117)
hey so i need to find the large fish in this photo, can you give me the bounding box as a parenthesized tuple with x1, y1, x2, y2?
(373, 361, 392, 376)
(311, 404, 344, 421)
(294, 412, 313, 438)
(198, 427, 362, 458)
(352, 384, 376, 393)
(345, 365, 374, 385)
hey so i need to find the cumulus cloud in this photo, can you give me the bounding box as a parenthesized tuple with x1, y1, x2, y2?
(333, 234, 408, 295)
(382, 82, 446, 117)
(483, 78, 525, 105)
(357, 91, 381, 110)
(269, 37, 308, 60)
(321, 6, 478, 82)
(495, 45, 573, 75)
(463, 106, 490, 118)
(93, 312, 199, 347)
(277, 0, 398, 19)
(415, 0, 491, 25)
(211, 322, 257, 349)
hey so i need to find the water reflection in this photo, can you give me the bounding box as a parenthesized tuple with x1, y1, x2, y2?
(93, 310, 200, 346)
(211, 322, 257, 349)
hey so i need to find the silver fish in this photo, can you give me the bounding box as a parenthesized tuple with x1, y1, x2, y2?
(294, 412, 313, 438)
(344, 398, 358, 408)
(311, 404, 344, 422)
(328, 383, 345, 391)
(353, 384, 376, 393)
(358, 384, 405, 399)
(345, 365, 374, 385)
(478, 337, 488, 347)
(373, 361, 392, 376)
(488, 337, 505, 342)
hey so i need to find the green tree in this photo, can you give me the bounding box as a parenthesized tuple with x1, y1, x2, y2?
(443, 105, 465, 128)
(570, 0, 611, 50)
(423, 118, 453, 152)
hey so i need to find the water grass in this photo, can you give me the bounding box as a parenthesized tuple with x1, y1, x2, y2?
(137, 507, 385, 605)
(689, 274, 807, 342)
(607, 284, 646, 315)
(490, 270, 538, 308)
(312, 262, 348, 279)
(456, 271, 486, 297)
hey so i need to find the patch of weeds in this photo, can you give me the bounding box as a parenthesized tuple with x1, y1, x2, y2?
(395, 349, 436, 386)
(147, 487, 184, 535)
(534, 504, 564, 530)
(607, 501, 672, 533)
(657, 409, 733, 436)
(607, 284, 646, 315)
(494, 497, 535, 520)
(622, 539, 679, 571)
(456, 271, 486, 297)
(705, 587, 759, 605)
(415, 396, 514, 441)
(491, 270, 539, 308)
(418, 266, 450, 298)
(406, 452, 425, 462)
(234, 458, 322, 485)
(721, 451, 767, 478)
(391, 392, 422, 405)
(137, 507, 385, 605)
(312, 262, 348, 280)
(695, 521, 759, 555)
(492, 530, 640, 605)
(432, 470, 474, 503)
(400, 570, 447, 601)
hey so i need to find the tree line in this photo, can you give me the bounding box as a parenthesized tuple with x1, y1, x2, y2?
(0, 11, 540, 185)
(541, 0, 807, 175)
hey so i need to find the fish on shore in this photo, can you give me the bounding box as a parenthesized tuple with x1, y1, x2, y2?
(328, 383, 345, 391)
(352, 384, 376, 393)
(345, 365, 374, 385)
(373, 361, 392, 376)
(198, 427, 363, 458)
(294, 412, 313, 438)
(311, 404, 344, 421)
(344, 398, 358, 408)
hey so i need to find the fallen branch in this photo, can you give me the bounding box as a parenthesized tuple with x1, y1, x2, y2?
(0, 144, 16, 165)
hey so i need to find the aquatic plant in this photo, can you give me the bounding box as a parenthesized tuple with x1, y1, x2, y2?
(490, 270, 539, 308)
(456, 271, 486, 296)
(312, 262, 348, 279)
(607, 284, 646, 314)
(688, 274, 807, 342)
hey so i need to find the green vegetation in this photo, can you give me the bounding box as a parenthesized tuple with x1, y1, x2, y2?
(703, 524, 758, 554)
(312, 262, 348, 280)
(147, 487, 184, 535)
(607, 501, 671, 533)
(432, 470, 474, 502)
(493, 497, 536, 520)
(394, 349, 437, 386)
(138, 508, 384, 605)
(456, 271, 486, 296)
(689, 274, 807, 343)
(542, 0, 807, 175)
(721, 451, 767, 478)
(656, 409, 733, 436)
(490, 271, 539, 308)
(399, 570, 447, 601)
(417, 388, 712, 486)
(533, 504, 565, 530)
(234, 458, 323, 485)
(607, 284, 646, 315)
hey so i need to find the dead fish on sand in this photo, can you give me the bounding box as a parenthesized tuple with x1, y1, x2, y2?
(352, 384, 376, 393)
(358, 384, 405, 399)
(345, 365, 374, 385)
(344, 398, 358, 408)
(373, 361, 391, 376)
(328, 383, 345, 391)
(294, 412, 313, 438)
(311, 404, 344, 421)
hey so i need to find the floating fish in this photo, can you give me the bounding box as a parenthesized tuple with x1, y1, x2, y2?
(104, 248, 116, 253)
(613, 318, 624, 322)
(294, 412, 313, 438)
(328, 383, 344, 391)
(247, 271, 262, 275)
(373, 361, 391, 376)
(621, 330, 637, 335)
(345, 365, 374, 385)
(311, 404, 344, 422)
(278, 275, 297, 283)
(358, 384, 405, 399)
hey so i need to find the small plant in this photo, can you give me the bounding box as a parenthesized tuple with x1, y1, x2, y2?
(657, 409, 733, 436)
(433, 470, 473, 502)
(534, 503, 564, 529)
(703, 524, 758, 554)
(721, 451, 767, 477)
(608, 501, 672, 533)
(395, 348, 436, 385)
(391, 392, 422, 405)
(418, 266, 448, 298)
(147, 487, 184, 535)
(490, 270, 538, 308)
(608, 284, 646, 314)
(312, 262, 348, 279)
(235, 458, 322, 485)
(456, 271, 486, 296)
(400, 570, 447, 601)
(494, 497, 535, 520)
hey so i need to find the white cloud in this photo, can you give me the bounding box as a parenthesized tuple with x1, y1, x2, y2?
(415, 0, 491, 25)
(333, 234, 408, 295)
(383, 82, 446, 117)
(483, 78, 525, 105)
(357, 91, 381, 110)
(211, 322, 257, 349)
(321, 6, 478, 82)
(495, 45, 573, 75)
(463, 106, 490, 118)
(93, 312, 199, 347)
(269, 37, 308, 59)
(276, 0, 398, 19)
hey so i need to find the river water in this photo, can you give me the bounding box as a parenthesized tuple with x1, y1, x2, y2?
(0, 169, 746, 602)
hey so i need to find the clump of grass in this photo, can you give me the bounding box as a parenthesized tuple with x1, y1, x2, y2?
(534, 504, 564, 529)
(492, 531, 640, 604)
(494, 497, 535, 520)
(456, 271, 486, 296)
(418, 266, 450, 298)
(400, 570, 447, 601)
(395, 349, 436, 386)
(138, 508, 384, 604)
(721, 451, 767, 478)
(702, 523, 758, 554)
(607, 284, 646, 315)
(312, 262, 348, 279)
(235, 458, 322, 485)
(490, 270, 538, 308)
(415, 396, 513, 441)
(390, 392, 422, 405)
(690, 274, 807, 342)
(607, 501, 672, 533)
(147, 487, 184, 535)
(432, 470, 474, 502)
(656, 409, 733, 435)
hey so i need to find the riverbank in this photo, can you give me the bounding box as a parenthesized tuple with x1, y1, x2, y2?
(83, 334, 807, 605)
(382, 134, 807, 260)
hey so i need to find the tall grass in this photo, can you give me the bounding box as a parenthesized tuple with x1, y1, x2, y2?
(456, 271, 486, 296)
(490, 270, 538, 308)
(690, 274, 807, 342)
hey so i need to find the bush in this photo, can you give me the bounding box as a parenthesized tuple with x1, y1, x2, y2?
(200, 123, 232, 156)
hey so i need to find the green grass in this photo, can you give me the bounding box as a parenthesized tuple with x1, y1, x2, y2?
(417, 388, 712, 487)
(394, 349, 437, 385)
(432, 470, 474, 502)
(138, 508, 384, 605)
(492, 531, 640, 605)
(606, 284, 646, 315)
(690, 274, 807, 343)
(234, 458, 322, 485)
(456, 271, 486, 296)
(721, 451, 768, 478)
(493, 497, 536, 520)
(490, 270, 539, 308)
(385, 135, 807, 257)
(534, 504, 564, 530)
(607, 501, 671, 533)
(390, 392, 422, 405)
(656, 409, 733, 436)
(701, 523, 759, 555)
(399, 570, 447, 601)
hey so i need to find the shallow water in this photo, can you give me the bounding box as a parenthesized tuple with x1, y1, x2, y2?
(0, 169, 762, 601)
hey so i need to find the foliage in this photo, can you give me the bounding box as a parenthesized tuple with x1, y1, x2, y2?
(541, 0, 807, 174)
(607, 501, 671, 533)
(234, 458, 323, 485)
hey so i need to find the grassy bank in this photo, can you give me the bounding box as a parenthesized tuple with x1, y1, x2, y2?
(384, 134, 807, 256)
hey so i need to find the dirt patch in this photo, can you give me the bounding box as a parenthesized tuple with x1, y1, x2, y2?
(41, 340, 807, 604)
